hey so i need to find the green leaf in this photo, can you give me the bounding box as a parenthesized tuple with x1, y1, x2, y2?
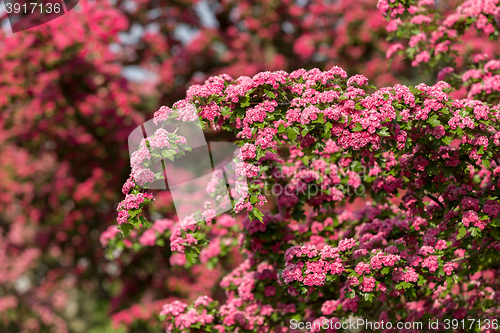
(352, 122, 363, 132)
(442, 136, 452, 145)
(129, 209, 140, 218)
(139, 215, 152, 228)
(186, 250, 198, 265)
(457, 226, 467, 240)
(480, 214, 490, 221)
(250, 195, 258, 204)
(364, 293, 374, 302)
(118, 223, 134, 237)
(287, 127, 297, 141)
(240, 96, 250, 108)
(325, 122, 333, 134)
(264, 89, 276, 99)
(417, 276, 427, 286)
(377, 127, 390, 137)
(207, 257, 219, 270)
(221, 106, 231, 116)
(314, 113, 325, 124)
(249, 208, 265, 222)
(277, 123, 285, 133)
(428, 115, 441, 127)
(130, 217, 142, 228)
(405, 288, 417, 300)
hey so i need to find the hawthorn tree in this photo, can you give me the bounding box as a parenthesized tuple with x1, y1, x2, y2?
(116, 64, 500, 332)
(0, 0, 405, 332)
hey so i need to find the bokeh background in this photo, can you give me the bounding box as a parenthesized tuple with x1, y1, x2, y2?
(0, 0, 433, 332)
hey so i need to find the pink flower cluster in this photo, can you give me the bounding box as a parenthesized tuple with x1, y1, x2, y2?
(170, 228, 199, 253)
(116, 193, 153, 224)
(279, 242, 356, 292)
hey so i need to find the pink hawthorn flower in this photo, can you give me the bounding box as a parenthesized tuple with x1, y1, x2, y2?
(240, 143, 257, 160)
(160, 301, 188, 316)
(462, 210, 479, 227)
(139, 229, 157, 246)
(412, 51, 431, 66)
(421, 255, 439, 273)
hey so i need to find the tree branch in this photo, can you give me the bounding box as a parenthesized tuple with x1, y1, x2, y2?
(424, 192, 445, 210)
(450, 239, 496, 264)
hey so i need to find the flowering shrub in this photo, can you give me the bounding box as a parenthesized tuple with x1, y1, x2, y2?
(0, 0, 411, 331)
(5, 0, 500, 331)
(116, 65, 500, 331)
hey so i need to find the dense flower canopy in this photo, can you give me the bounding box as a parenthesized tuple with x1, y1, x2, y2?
(0, 0, 409, 332)
(115, 65, 500, 331)
(2, 0, 500, 332)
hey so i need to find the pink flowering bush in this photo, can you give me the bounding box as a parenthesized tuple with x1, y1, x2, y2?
(1, 0, 413, 330)
(380, 0, 500, 102)
(114, 64, 500, 332)
(4, 0, 500, 332)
